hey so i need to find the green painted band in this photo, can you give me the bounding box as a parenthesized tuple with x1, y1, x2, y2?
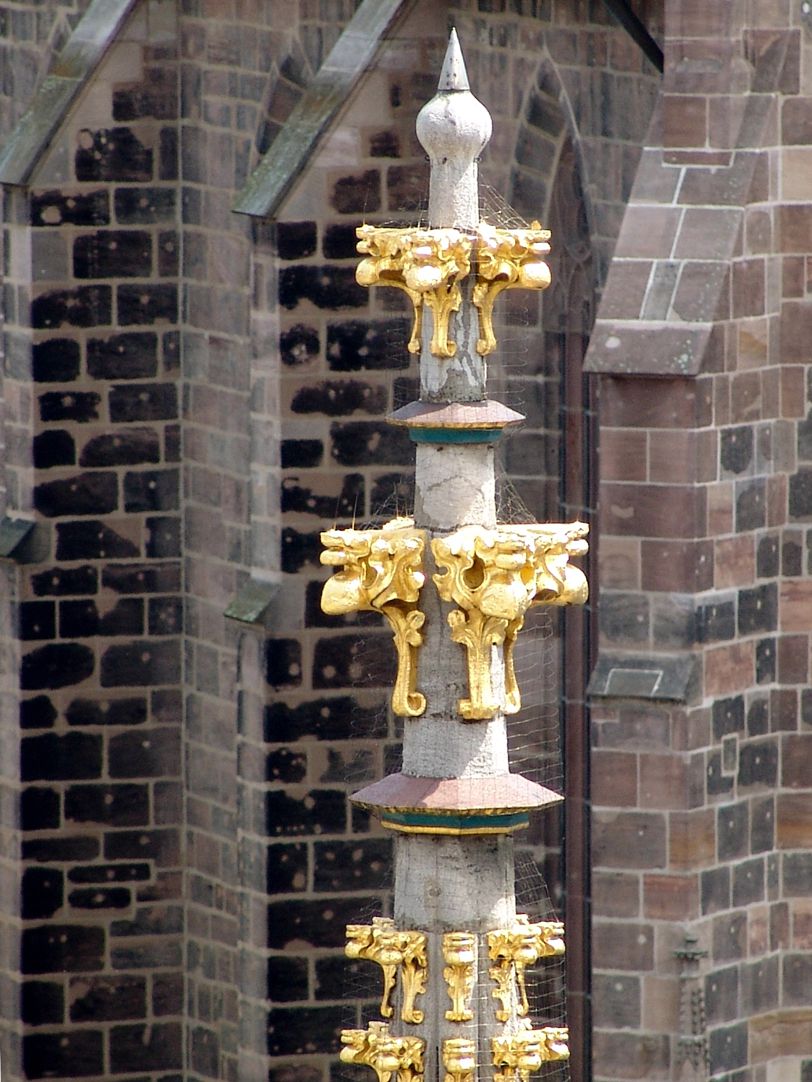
(409, 427, 502, 444)
(380, 810, 530, 829)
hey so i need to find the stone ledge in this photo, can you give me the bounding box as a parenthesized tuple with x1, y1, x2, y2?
(224, 579, 280, 626)
(0, 516, 36, 561)
(584, 321, 720, 377)
(588, 651, 699, 702)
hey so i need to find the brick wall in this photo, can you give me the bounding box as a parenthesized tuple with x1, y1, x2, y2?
(0, 0, 664, 1078)
(1, 4, 184, 1079)
(5, 3, 809, 1082)
(585, 2, 812, 1081)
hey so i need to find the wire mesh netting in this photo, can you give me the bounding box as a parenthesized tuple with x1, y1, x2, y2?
(327, 184, 572, 1082)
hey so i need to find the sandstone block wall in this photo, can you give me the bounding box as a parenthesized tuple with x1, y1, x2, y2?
(585, 3, 812, 1082)
(1, 3, 183, 1078)
(1, 2, 808, 1082)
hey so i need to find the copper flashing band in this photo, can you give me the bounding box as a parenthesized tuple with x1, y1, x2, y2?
(351, 771, 563, 814)
(389, 399, 525, 429)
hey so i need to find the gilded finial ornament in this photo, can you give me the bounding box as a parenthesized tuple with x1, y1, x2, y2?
(442, 1039, 476, 1082)
(356, 223, 551, 359)
(442, 932, 476, 1021)
(331, 34, 582, 1077)
(492, 1028, 570, 1082)
(345, 918, 428, 1024)
(321, 518, 427, 717)
(432, 524, 588, 719)
(341, 1022, 426, 1082)
(356, 226, 471, 358)
(473, 223, 551, 355)
(488, 915, 566, 1020)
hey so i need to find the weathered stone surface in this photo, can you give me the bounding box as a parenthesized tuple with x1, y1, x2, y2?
(109, 382, 178, 421)
(34, 472, 118, 518)
(117, 283, 177, 324)
(75, 127, 154, 182)
(31, 338, 80, 382)
(23, 1031, 104, 1080)
(22, 867, 63, 920)
(21, 981, 64, 1025)
(279, 265, 366, 309)
(22, 924, 105, 975)
(87, 332, 158, 379)
(39, 390, 101, 422)
(55, 521, 140, 561)
(21, 645, 95, 691)
(31, 286, 112, 329)
(267, 897, 382, 950)
(264, 696, 387, 742)
(33, 429, 75, 469)
(280, 323, 320, 367)
(31, 189, 109, 227)
(73, 230, 152, 278)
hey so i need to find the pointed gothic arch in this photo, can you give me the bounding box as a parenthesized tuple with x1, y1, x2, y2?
(505, 55, 600, 1082)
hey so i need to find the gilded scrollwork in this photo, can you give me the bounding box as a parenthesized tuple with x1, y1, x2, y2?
(492, 1028, 569, 1082)
(442, 932, 476, 1021)
(321, 518, 427, 717)
(341, 1022, 426, 1082)
(487, 915, 566, 1021)
(356, 221, 552, 359)
(491, 1030, 543, 1082)
(538, 1027, 570, 1062)
(345, 918, 428, 1024)
(432, 524, 588, 720)
(399, 928, 429, 1024)
(356, 225, 472, 358)
(473, 222, 552, 355)
(346, 919, 399, 1019)
(442, 1038, 477, 1082)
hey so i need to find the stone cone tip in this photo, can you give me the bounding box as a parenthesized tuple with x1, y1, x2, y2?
(437, 28, 470, 91)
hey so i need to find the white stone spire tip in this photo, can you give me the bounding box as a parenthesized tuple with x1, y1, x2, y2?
(438, 28, 470, 91)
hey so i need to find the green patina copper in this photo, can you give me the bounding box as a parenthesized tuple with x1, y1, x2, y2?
(224, 579, 279, 625)
(408, 427, 503, 444)
(0, 516, 34, 560)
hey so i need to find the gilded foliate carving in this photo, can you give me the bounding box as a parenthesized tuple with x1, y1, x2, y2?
(492, 1028, 569, 1082)
(341, 1022, 426, 1082)
(442, 932, 476, 1022)
(321, 518, 427, 717)
(398, 929, 429, 1024)
(346, 918, 428, 1024)
(356, 225, 471, 358)
(356, 221, 552, 358)
(473, 222, 551, 355)
(346, 919, 398, 1020)
(442, 1038, 477, 1082)
(492, 1031, 543, 1082)
(432, 524, 588, 720)
(487, 915, 566, 1021)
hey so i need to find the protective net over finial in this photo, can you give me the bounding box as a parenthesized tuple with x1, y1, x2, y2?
(322, 29, 587, 1082)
